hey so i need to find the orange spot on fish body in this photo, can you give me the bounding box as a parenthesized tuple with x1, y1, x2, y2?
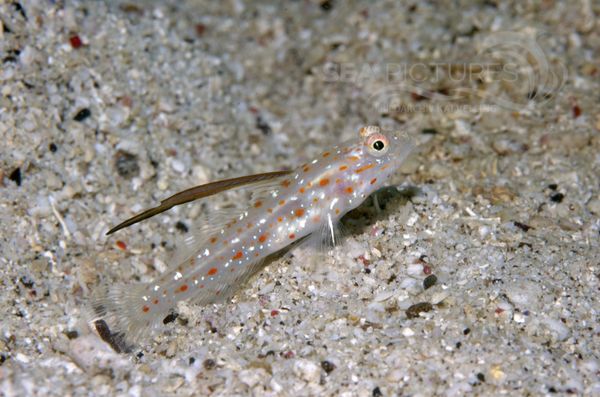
(345, 187, 354, 194)
(179, 284, 189, 293)
(313, 197, 319, 203)
(115, 240, 127, 250)
(282, 180, 291, 188)
(153, 299, 159, 305)
(255, 252, 260, 257)
(237, 227, 243, 233)
(268, 208, 273, 213)
(279, 199, 286, 205)
(370, 178, 377, 185)
(323, 151, 330, 157)
(259, 234, 267, 243)
(348, 156, 360, 162)
(278, 217, 283, 222)
(289, 233, 296, 239)
(254, 201, 263, 208)
(339, 165, 348, 171)
(355, 164, 375, 173)
(312, 215, 321, 222)
(335, 178, 342, 184)
(303, 165, 310, 172)
(299, 187, 305, 194)
(295, 208, 305, 217)
(208, 267, 218, 275)
(319, 178, 330, 186)
(335, 208, 341, 215)
(142, 305, 150, 313)
(233, 252, 243, 260)
(247, 223, 252, 229)
(210, 237, 218, 244)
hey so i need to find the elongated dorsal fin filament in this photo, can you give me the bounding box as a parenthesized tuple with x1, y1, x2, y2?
(106, 170, 292, 235)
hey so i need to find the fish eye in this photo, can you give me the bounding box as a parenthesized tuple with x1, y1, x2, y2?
(366, 133, 389, 156)
(372, 140, 385, 151)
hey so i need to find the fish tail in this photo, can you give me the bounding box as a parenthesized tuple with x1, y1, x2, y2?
(87, 282, 166, 351)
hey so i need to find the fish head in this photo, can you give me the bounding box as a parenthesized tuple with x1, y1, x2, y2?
(347, 125, 414, 196)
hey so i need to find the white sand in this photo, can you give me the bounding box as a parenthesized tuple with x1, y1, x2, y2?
(1, 1, 598, 395)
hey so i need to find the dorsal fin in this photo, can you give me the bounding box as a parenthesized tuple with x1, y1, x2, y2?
(106, 170, 292, 235)
(168, 171, 290, 267)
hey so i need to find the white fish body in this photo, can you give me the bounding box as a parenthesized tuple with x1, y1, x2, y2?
(91, 126, 414, 348)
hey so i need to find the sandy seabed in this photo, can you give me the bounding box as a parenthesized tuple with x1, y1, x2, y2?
(1, 1, 599, 396)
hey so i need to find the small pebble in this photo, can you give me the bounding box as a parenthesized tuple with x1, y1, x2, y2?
(69, 35, 83, 49)
(513, 221, 532, 232)
(407, 263, 423, 276)
(490, 365, 505, 381)
(421, 128, 438, 135)
(120, 4, 144, 14)
(162, 312, 178, 324)
(320, 0, 333, 12)
(513, 312, 526, 323)
(195, 23, 206, 36)
(114, 150, 140, 178)
(321, 360, 336, 374)
(9, 167, 21, 186)
(550, 192, 564, 203)
(406, 302, 433, 319)
(73, 108, 91, 122)
(293, 359, 320, 382)
(255, 116, 272, 135)
(171, 159, 185, 173)
(402, 327, 415, 337)
(175, 221, 188, 233)
(423, 274, 437, 290)
(203, 358, 216, 370)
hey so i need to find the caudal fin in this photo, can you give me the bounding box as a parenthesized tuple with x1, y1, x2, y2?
(88, 282, 167, 351)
